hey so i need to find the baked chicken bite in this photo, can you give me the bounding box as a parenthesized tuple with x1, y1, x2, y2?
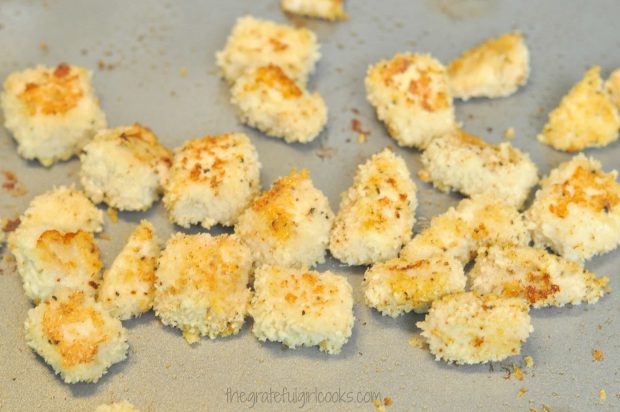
(527, 154, 620, 262)
(538, 66, 620, 152)
(236, 169, 334, 268)
(163, 133, 261, 229)
(419, 129, 538, 208)
(216, 16, 320, 85)
(80, 124, 172, 211)
(471, 244, 609, 308)
(154, 233, 253, 344)
(1, 63, 106, 166)
(250, 265, 354, 354)
(24, 289, 128, 383)
(365, 53, 455, 149)
(417, 292, 533, 364)
(98, 221, 160, 320)
(281, 0, 347, 21)
(329, 148, 417, 265)
(448, 32, 530, 100)
(231, 64, 327, 143)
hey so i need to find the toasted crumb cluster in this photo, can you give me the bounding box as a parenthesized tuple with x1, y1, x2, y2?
(448, 32, 530, 100)
(95, 401, 140, 412)
(417, 292, 533, 364)
(538, 66, 620, 152)
(250, 265, 354, 354)
(419, 130, 538, 208)
(471, 244, 609, 307)
(236, 169, 334, 268)
(363, 255, 465, 317)
(281, 0, 347, 21)
(365, 53, 455, 149)
(154, 233, 253, 344)
(24, 289, 128, 383)
(606, 68, 620, 109)
(527, 154, 620, 262)
(400, 193, 530, 264)
(1, 64, 106, 166)
(231, 65, 328, 143)
(329, 149, 417, 265)
(216, 16, 320, 86)
(163, 133, 261, 229)
(98, 221, 160, 320)
(80, 124, 172, 211)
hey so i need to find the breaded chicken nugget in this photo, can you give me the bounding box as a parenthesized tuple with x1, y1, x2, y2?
(417, 292, 533, 364)
(365, 53, 455, 149)
(154, 233, 253, 344)
(448, 32, 529, 100)
(250, 265, 354, 354)
(329, 149, 417, 265)
(527, 154, 620, 262)
(1, 63, 106, 166)
(606, 68, 620, 109)
(95, 401, 140, 412)
(281, 0, 347, 21)
(98, 221, 160, 320)
(80, 124, 172, 211)
(236, 169, 334, 268)
(231, 65, 327, 143)
(419, 129, 538, 208)
(471, 244, 609, 307)
(24, 289, 128, 383)
(363, 255, 465, 317)
(216, 16, 320, 85)
(163, 133, 261, 229)
(538, 66, 620, 152)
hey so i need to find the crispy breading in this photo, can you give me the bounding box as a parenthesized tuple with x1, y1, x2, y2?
(281, 0, 347, 21)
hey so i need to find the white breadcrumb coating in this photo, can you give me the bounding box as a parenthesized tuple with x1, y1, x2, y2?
(401, 193, 530, 264)
(365, 53, 455, 149)
(419, 129, 538, 208)
(538, 66, 620, 152)
(471, 244, 609, 308)
(154, 233, 253, 344)
(527, 154, 620, 262)
(24, 289, 128, 383)
(231, 64, 327, 143)
(95, 401, 140, 412)
(329, 148, 417, 265)
(606, 68, 620, 109)
(216, 16, 320, 86)
(417, 292, 533, 365)
(448, 32, 529, 100)
(1, 63, 106, 166)
(236, 169, 334, 268)
(80, 123, 172, 211)
(250, 265, 354, 354)
(163, 133, 261, 229)
(281, 0, 347, 21)
(363, 255, 465, 317)
(98, 221, 160, 320)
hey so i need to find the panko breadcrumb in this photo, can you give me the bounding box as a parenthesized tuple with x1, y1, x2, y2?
(363, 255, 465, 317)
(470, 244, 609, 307)
(250, 265, 354, 354)
(98, 221, 160, 320)
(419, 129, 538, 208)
(329, 149, 417, 265)
(448, 32, 529, 100)
(154, 233, 253, 344)
(538, 66, 620, 152)
(24, 289, 128, 383)
(235, 169, 334, 268)
(281, 0, 347, 21)
(365, 53, 455, 149)
(606, 68, 620, 109)
(231, 65, 328, 143)
(1, 63, 106, 166)
(95, 401, 140, 412)
(216, 16, 320, 85)
(80, 124, 172, 211)
(417, 292, 533, 364)
(163, 133, 261, 229)
(527, 154, 620, 262)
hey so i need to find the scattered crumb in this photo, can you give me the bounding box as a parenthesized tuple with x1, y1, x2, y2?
(352, 118, 370, 135)
(98, 233, 111, 241)
(357, 133, 368, 143)
(107, 207, 118, 223)
(165, 363, 171, 369)
(599, 389, 607, 401)
(97, 60, 115, 70)
(383, 397, 393, 407)
(523, 356, 534, 368)
(372, 399, 386, 412)
(538, 106, 545, 114)
(179, 67, 188, 77)
(39, 41, 48, 52)
(513, 365, 524, 381)
(409, 336, 426, 349)
(417, 169, 430, 182)
(2, 171, 27, 197)
(3, 218, 20, 234)
(518, 388, 527, 397)
(504, 127, 515, 139)
(314, 146, 337, 160)
(592, 350, 603, 361)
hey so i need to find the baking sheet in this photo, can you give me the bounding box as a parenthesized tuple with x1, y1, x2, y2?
(1, 0, 619, 410)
